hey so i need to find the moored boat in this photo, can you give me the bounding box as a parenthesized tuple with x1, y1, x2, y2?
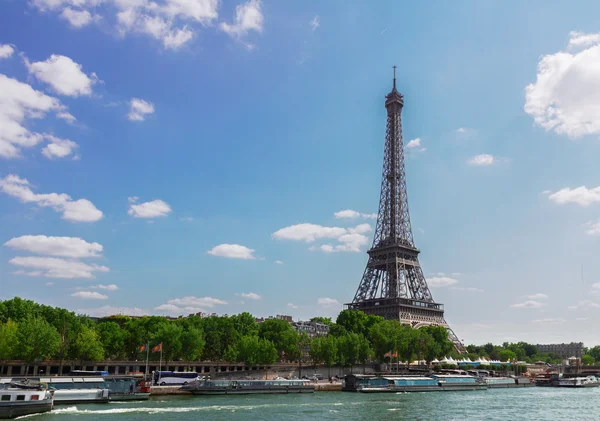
(181, 379, 315, 395)
(39, 377, 110, 404)
(0, 382, 54, 419)
(555, 375, 599, 388)
(484, 377, 534, 388)
(346, 374, 487, 393)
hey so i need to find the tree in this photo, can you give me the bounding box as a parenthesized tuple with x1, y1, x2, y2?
(339, 333, 361, 371)
(237, 336, 260, 365)
(414, 330, 436, 363)
(369, 320, 396, 362)
(0, 320, 19, 360)
(231, 313, 258, 337)
(258, 318, 296, 358)
(256, 339, 278, 365)
(202, 316, 239, 361)
(498, 350, 517, 363)
(582, 354, 595, 365)
(96, 321, 126, 360)
(310, 337, 325, 366)
(421, 325, 454, 358)
(587, 346, 600, 362)
(180, 327, 205, 361)
(152, 322, 183, 363)
(18, 316, 61, 364)
(310, 317, 333, 326)
(73, 325, 105, 361)
(321, 336, 338, 378)
(356, 334, 371, 373)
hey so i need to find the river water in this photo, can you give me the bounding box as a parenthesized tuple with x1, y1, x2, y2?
(31, 387, 600, 420)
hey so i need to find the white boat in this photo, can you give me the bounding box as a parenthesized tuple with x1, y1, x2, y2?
(39, 377, 110, 404)
(556, 375, 600, 388)
(0, 383, 54, 419)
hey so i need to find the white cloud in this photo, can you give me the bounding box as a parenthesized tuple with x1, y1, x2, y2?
(568, 300, 600, 310)
(525, 293, 548, 300)
(586, 221, 600, 236)
(207, 244, 256, 259)
(592, 282, 600, 291)
(180, 216, 194, 222)
(274, 260, 283, 265)
(428, 276, 458, 288)
(91, 284, 118, 291)
(128, 199, 171, 218)
(14, 270, 43, 277)
(128, 196, 139, 203)
(287, 303, 298, 309)
(4, 235, 103, 258)
(238, 292, 261, 300)
(155, 295, 227, 315)
(71, 291, 108, 300)
(25, 54, 99, 97)
(0, 44, 14, 59)
(548, 186, 600, 206)
(451, 286, 484, 293)
(532, 318, 565, 324)
(274, 222, 372, 253)
(41, 135, 78, 159)
(32, 0, 220, 50)
(0, 175, 103, 222)
(0, 74, 74, 158)
(406, 138, 426, 152)
(128, 98, 154, 121)
(60, 7, 98, 27)
(79, 305, 148, 317)
(309, 15, 319, 31)
(569, 31, 600, 48)
(334, 209, 377, 220)
(220, 0, 263, 39)
(273, 223, 347, 242)
(45, 282, 54, 286)
(317, 297, 340, 308)
(468, 154, 494, 166)
(9, 256, 109, 279)
(510, 300, 545, 309)
(525, 31, 600, 138)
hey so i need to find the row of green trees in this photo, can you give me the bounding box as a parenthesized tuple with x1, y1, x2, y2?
(0, 298, 457, 369)
(5, 297, 597, 368)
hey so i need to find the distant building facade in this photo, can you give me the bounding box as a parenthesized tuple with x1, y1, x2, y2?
(535, 342, 584, 358)
(292, 321, 330, 338)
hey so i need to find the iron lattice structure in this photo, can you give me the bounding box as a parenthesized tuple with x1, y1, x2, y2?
(347, 69, 465, 353)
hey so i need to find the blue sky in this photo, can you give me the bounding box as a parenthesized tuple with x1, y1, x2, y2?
(1, 0, 600, 345)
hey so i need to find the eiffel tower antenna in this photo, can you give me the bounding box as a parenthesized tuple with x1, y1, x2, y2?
(345, 68, 465, 353)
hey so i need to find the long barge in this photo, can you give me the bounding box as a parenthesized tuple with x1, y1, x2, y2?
(181, 379, 315, 395)
(344, 374, 487, 393)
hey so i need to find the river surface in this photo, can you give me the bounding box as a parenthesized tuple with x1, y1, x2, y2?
(28, 387, 600, 420)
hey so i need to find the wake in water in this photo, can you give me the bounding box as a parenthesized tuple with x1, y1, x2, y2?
(47, 401, 360, 415)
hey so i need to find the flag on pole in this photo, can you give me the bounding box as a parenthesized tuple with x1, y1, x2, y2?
(152, 343, 163, 353)
(139, 344, 147, 352)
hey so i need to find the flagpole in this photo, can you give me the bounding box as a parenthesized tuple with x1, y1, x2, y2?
(159, 343, 162, 375)
(145, 341, 149, 384)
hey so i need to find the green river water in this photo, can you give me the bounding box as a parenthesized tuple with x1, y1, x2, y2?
(29, 388, 600, 420)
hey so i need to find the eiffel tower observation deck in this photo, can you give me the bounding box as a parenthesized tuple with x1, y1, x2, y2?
(346, 68, 465, 353)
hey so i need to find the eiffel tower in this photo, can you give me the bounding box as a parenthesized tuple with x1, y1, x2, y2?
(346, 68, 465, 353)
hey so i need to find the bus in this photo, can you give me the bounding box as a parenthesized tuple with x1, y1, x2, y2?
(153, 371, 199, 386)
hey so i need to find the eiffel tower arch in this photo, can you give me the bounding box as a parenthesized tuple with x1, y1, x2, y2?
(346, 68, 465, 353)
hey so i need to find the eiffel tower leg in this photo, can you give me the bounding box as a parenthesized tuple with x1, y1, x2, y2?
(446, 326, 466, 354)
